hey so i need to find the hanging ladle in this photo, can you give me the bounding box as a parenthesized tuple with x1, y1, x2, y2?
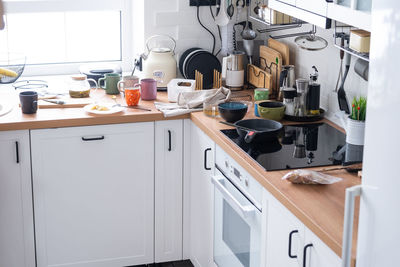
(241, 0, 257, 40)
(227, 0, 234, 19)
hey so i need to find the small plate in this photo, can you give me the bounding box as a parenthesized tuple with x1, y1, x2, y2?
(0, 102, 13, 117)
(83, 103, 124, 115)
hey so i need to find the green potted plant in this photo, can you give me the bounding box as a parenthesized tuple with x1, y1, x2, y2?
(342, 97, 367, 146)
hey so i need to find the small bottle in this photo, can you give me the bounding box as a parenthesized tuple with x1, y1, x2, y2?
(307, 66, 321, 115)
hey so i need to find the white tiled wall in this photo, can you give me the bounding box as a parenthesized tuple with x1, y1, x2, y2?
(134, 0, 222, 59)
(135, 0, 369, 125)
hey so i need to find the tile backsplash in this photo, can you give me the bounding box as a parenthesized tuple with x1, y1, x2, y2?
(136, 0, 369, 125)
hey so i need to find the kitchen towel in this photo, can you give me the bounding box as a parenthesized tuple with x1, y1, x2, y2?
(155, 87, 231, 117)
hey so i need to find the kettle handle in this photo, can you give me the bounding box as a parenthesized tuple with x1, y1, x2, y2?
(146, 35, 177, 54)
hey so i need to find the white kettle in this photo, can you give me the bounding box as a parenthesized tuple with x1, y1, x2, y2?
(141, 35, 177, 89)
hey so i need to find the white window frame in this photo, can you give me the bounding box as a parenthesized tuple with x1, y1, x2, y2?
(2, 0, 134, 76)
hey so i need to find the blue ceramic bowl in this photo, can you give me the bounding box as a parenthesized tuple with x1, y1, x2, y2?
(218, 102, 248, 123)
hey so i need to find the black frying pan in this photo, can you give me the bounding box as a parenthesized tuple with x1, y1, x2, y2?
(235, 119, 283, 143)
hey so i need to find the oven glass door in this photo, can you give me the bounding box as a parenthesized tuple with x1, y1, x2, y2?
(212, 170, 262, 267)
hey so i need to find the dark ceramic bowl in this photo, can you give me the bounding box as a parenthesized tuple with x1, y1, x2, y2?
(218, 102, 248, 123)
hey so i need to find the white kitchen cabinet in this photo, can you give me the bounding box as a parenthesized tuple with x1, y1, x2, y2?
(268, 0, 331, 29)
(269, 0, 331, 29)
(189, 123, 216, 267)
(155, 120, 183, 263)
(295, 0, 328, 17)
(0, 130, 35, 267)
(303, 228, 341, 267)
(31, 123, 154, 267)
(276, 0, 296, 6)
(263, 189, 341, 267)
(327, 1, 371, 31)
(265, 192, 305, 267)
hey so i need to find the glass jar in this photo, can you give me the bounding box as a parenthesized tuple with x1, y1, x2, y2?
(283, 88, 297, 116)
(69, 74, 98, 98)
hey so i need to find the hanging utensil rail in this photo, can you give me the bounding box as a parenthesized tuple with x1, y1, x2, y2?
(249, 15, 303, 34)
(269, 24, 316, 40)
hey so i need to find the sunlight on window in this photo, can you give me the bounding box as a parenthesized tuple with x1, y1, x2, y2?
(1, 11, 121, 65)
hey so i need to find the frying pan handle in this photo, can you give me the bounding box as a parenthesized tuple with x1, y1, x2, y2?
(244, 131, 257, 143)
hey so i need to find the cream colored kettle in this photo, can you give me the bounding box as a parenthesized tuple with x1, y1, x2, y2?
(141, 35, 177, 89)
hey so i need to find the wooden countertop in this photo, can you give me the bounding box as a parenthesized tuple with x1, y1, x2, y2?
(190, 111, 360, 265)
(0, 89, 188, 131)
(0, 87, 358, 264)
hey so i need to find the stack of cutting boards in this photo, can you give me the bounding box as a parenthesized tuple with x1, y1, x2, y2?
(248, 39, 290, 100)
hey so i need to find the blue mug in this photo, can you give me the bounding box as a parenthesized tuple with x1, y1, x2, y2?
(254, 101, 262, 117)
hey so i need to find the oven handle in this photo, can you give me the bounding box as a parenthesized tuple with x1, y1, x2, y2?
(211, 175, 256, 218)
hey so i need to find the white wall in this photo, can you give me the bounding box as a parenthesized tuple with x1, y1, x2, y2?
(135, 0, 369, 125)
(133, 0, 222, 59)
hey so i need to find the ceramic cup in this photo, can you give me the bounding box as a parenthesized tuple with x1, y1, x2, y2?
(257, 101, 285, 121)
(254, 88, 270, 101)
(98, 73, 121, 95)
(124, 87, 141, 106)
(254, 100, 263, 117)
(118, 75, 140, 94)
(137, 79, 157, 100)
(19, 91, 38, 114)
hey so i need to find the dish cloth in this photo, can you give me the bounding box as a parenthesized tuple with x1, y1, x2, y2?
(155, 87, 231, 117)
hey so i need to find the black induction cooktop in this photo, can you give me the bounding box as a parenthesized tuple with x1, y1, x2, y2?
(221, 123, 348, 171)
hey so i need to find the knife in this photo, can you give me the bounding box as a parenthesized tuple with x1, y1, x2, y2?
(42, 99, 66, 105)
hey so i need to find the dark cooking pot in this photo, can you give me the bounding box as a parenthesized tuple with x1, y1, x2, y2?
(235, 119, 283, 143)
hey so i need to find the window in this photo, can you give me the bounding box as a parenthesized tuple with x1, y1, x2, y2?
(1, 0, 134, 75)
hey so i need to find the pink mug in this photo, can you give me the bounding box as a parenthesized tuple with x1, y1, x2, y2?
(137, 78, 157, 100)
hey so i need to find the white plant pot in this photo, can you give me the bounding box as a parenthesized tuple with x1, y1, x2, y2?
(345, 117, 366, 146)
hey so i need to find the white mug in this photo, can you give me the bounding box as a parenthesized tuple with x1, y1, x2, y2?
(117, 75, 139, 94)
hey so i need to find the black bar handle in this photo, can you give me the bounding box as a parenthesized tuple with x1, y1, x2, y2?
(168, 130, 172, 151)
(288, 230, 299, 259)
(204, 148, 212, 171)
(15, 141, 19, 164)
(303, 243, 313, 267)
(82, 136, 105, 142)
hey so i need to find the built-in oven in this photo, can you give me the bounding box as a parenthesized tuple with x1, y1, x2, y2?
(212, 164, 263, 267)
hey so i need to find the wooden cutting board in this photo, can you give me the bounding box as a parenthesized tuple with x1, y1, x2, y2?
(259, 45, 282, 99)
(38, 98, 93, 109)
(268, 38, 290, 65)
(247, 64, 272, 89)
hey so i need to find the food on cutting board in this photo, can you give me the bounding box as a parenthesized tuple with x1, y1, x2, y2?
(91, 104, 110, 111)
(0, 67, 18, 78)
(282, 169, 342, 185)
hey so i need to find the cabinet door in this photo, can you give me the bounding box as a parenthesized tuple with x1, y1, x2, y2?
(303, 228, 341, 267)
(155, 120, 183, 263)
(296, 0, 327, 16)
(0, 130, 35, 267)
(31, 123, 154, 267)
(265, 192, 305, 267)
(277, 0, 296, 6)
(189, 124, 216, 267)
(326, 2, 371, 31)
